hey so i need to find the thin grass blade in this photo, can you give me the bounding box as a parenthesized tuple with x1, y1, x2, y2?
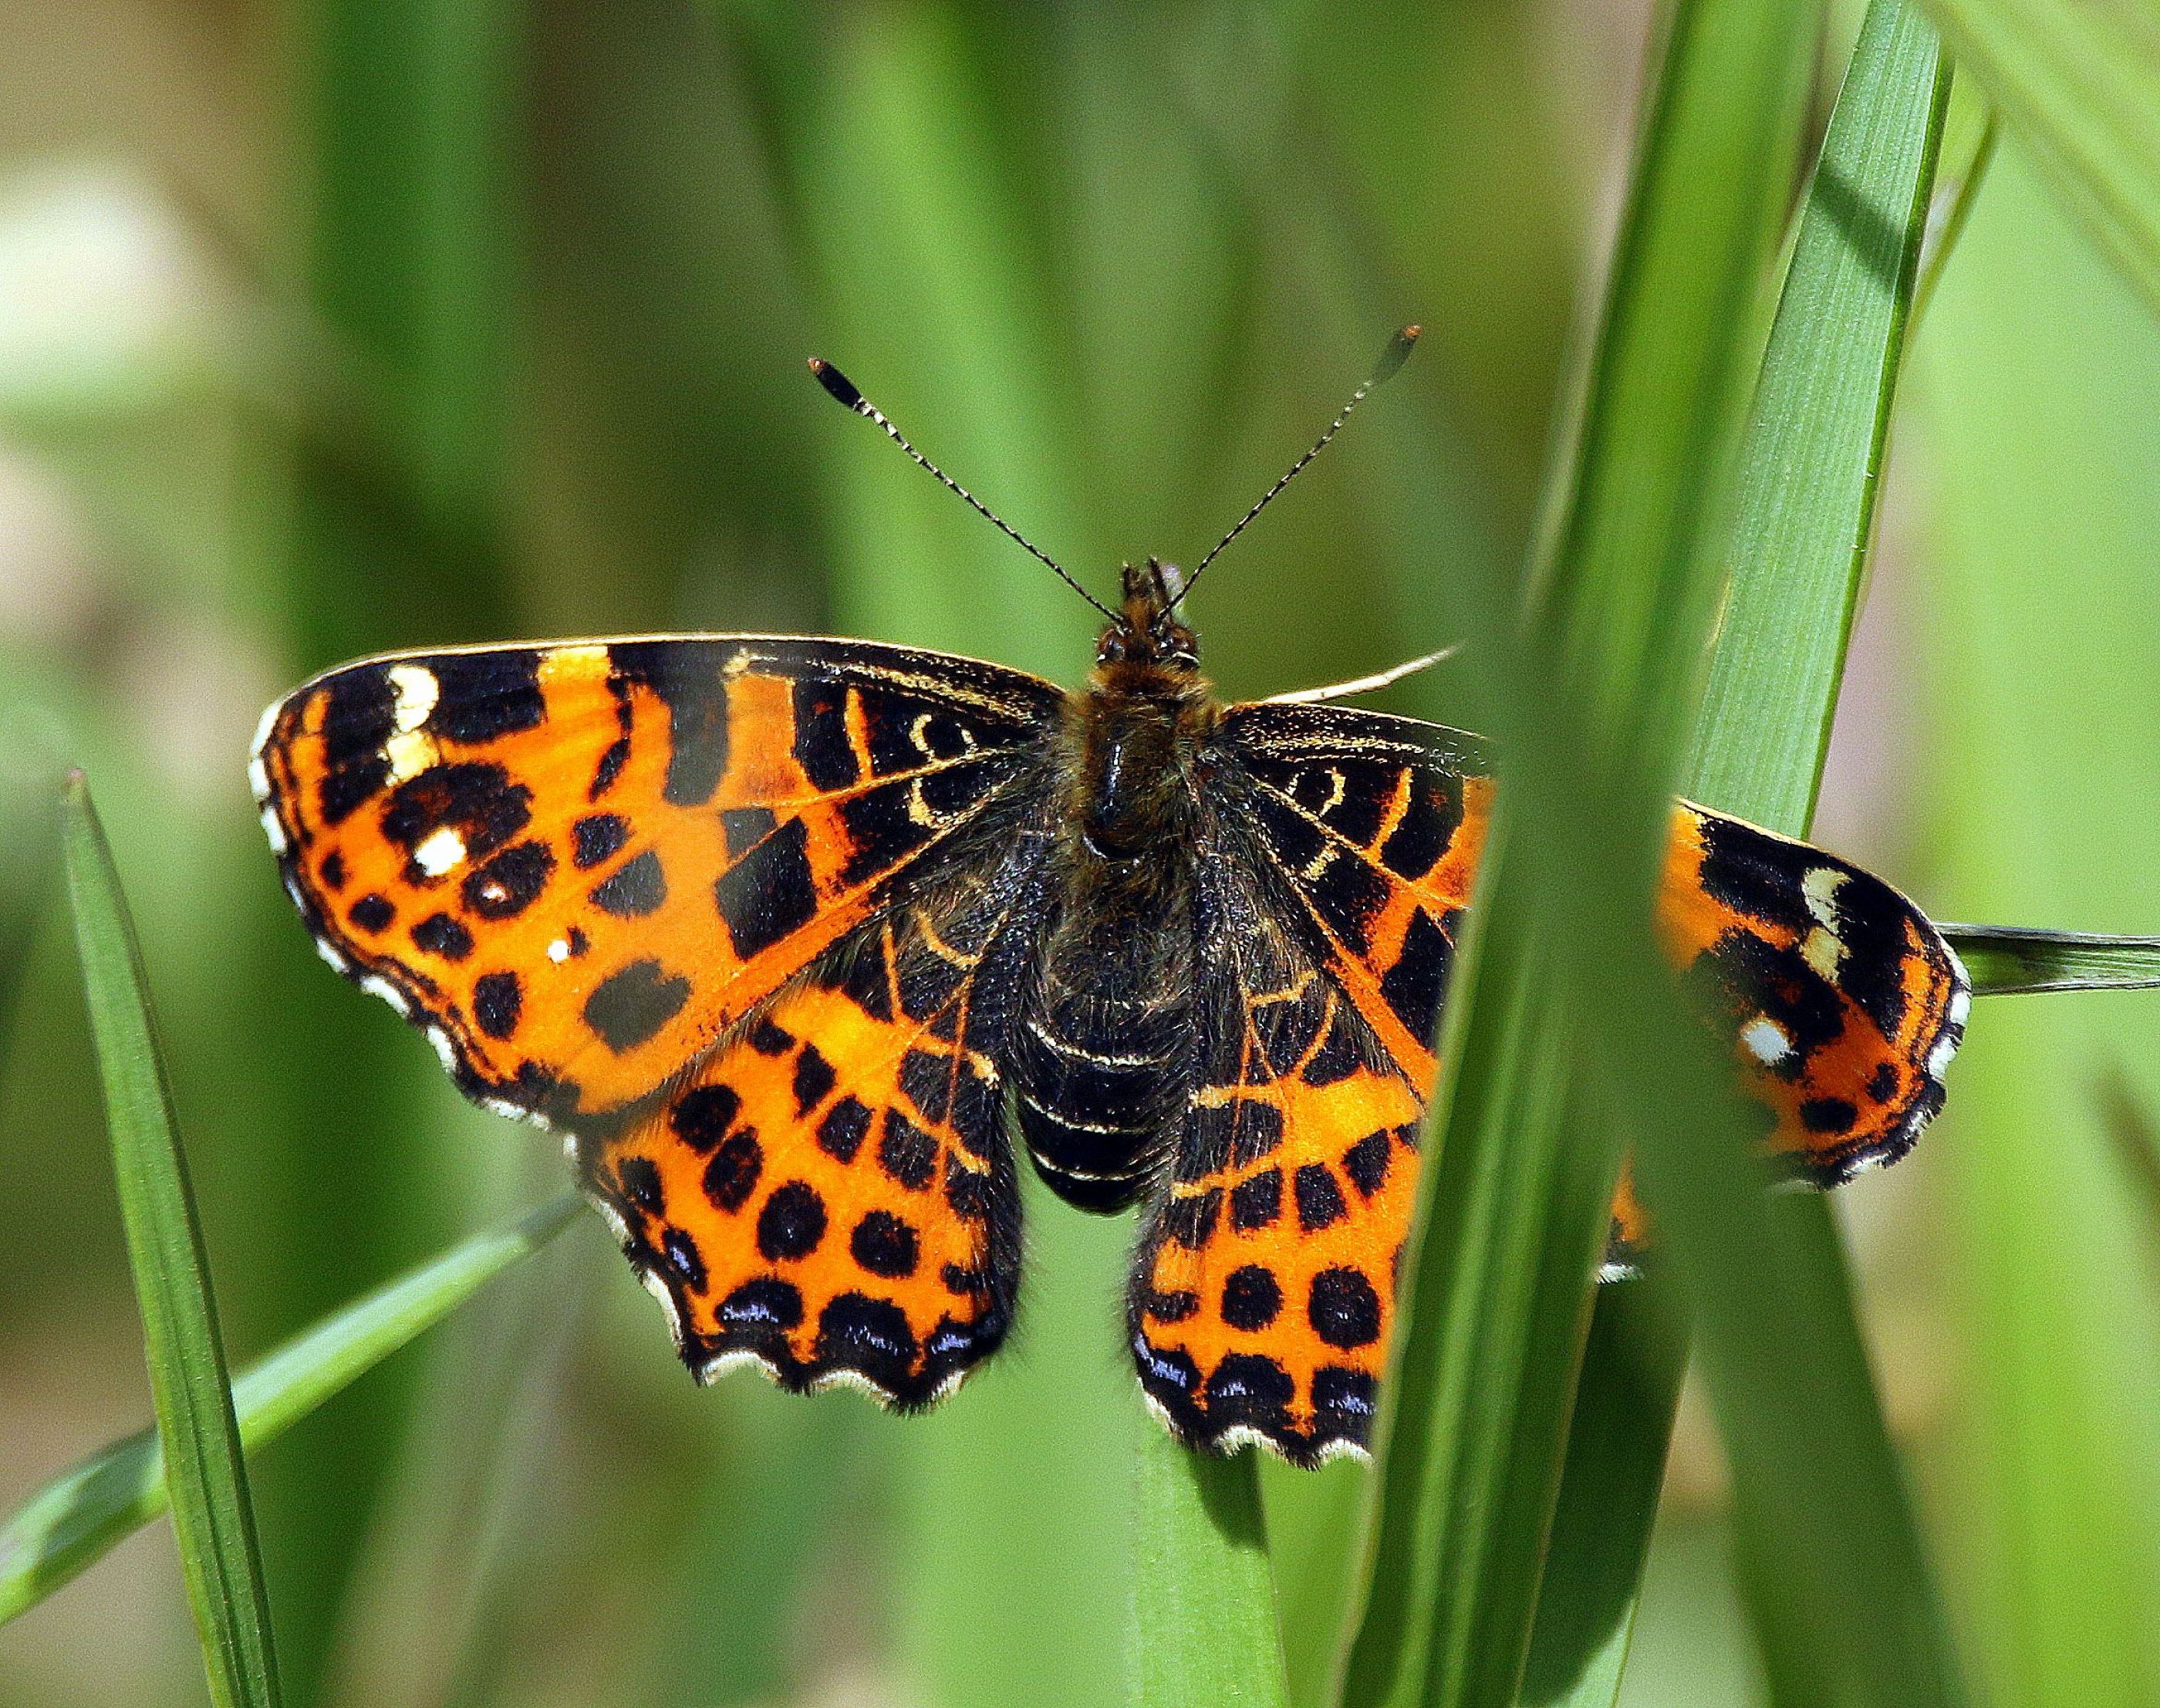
(1914, 0, 2160, 316)
(1131, 1439, 1290, 1706)
(1524, 12, 1953, 1700)
(61, 773, 282, 1708)
(0, 1193, 579, 1625)
(1941, 924, 2160, 994)
(1334, 2, 1819, 1704)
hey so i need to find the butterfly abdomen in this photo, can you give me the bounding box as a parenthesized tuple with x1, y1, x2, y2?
(1014, 933, 1192, 1212)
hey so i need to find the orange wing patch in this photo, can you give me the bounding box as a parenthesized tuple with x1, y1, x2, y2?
(579, 823, 1051, 1404)
(252, 637, 1061, 1127)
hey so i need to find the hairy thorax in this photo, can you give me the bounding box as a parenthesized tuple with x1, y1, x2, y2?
(1012, 578, 1222, 1212)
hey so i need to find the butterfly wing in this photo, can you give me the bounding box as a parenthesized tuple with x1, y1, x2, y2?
(252, 636, 1063, 1127)
(582, 815, 1055, 1403)
(1129, 704, 1485, 1462)
(1129, 837, 1429, 1463)
(1136, 699, 1968, 1459)
(1220, 700, 1968, 1196)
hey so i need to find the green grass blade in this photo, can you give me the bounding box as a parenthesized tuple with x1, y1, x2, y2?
(61, 773, 282, 1708)
(1517, 1278, 1688, 1707)
(1335, 2, 1818, 1704)
(1687, 0, 1954, 825)
(0, 1193, 579, 1625)
(1523, 8, 1954, 1703)
(1915, 0, 2160, 316)
(1941, 924, 2160, 993)
(1131, 1440, 1290, 1706)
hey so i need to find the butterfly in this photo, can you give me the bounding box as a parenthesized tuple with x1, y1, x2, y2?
(251, 337, 1969, 1466)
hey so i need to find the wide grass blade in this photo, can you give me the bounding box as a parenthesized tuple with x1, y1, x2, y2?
(1942, 924, 2160, 993)
(1131, 1438, 1290, 1706)
(1523, 8, 1954, 1701)
(0, 1192, 579, 1625)
(1334, 2, 1819, 1705)
(1914, 0, 2160, 316)
(61, 774, 282, 1708)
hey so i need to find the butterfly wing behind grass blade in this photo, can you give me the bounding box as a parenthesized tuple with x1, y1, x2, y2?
(1129, 701, 1972, 1459)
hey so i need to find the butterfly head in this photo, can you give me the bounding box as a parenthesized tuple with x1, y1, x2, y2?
(1097, 559, 1200, 675)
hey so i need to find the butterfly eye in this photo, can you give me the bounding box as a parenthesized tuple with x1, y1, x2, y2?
(1099, 633, 1130, 664)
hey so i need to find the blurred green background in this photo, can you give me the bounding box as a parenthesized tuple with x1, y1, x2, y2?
(2, 3, 2157, 1706)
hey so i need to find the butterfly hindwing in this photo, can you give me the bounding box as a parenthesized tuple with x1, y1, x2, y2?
(251, 636, 1062, 1128)
(582, 817, 1052, 1403)
(1131, 839, 1426, 1464)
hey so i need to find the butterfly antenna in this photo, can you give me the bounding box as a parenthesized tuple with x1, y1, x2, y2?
(1173, 325, 1422, 609)
(808, 357, 1117, 621)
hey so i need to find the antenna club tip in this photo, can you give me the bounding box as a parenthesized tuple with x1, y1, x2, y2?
(808, 356, 865, 411)
(1373, 326, 1422, 384)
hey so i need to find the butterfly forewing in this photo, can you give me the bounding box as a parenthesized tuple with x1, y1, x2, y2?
(252, 636, 1062, 1126)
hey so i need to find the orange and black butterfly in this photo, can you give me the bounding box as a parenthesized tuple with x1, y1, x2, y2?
(252, 335, 1968, 1465)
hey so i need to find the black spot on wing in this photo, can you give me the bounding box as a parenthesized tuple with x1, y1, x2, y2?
(314, 670, 397, 824)
(815, 1293, 919, 1391)
(1308, 1266, 1382, 1349)
(818, 1095, 872, 1162)
(672, 1084, 741, 1153)
(572, 813, 627, 869)
(1230, 1168, 1282, 1230)
(879, 1110, 938, 1190)
(1220, 1265, 1283, 1332)
(791, 680, 859, 790)
(721, 806, 779, 860)
(1294, 1163, 1346, 1231)
(616, 1154, 663, 1216)
(473, 970, 521, 1039)
(1827, 874, 1915, 1036)
(591, 849, 667, 917)
(589, 737, 630, 801)
(850, 1209, 920, 1278)
(1379, 907, 1454, 1045)
(463, 840, 554, 920)
(411, 912, 473, 960)
(1204, 1353, 1295, 1430)
(1146, 1288, 1200, 1324)
(583, 957, 690, 1052)
(718, 1276, 802, 1334)
(703, 1131, 762, 1210)
(757, 1181, 828, 1260)
(1695, 816, 1814, 934)
(1342, 1129, 1391, 1197)
(792, 1044, 837, 1114)
(382, 763, 532, 869)
(348, 893, 394, 933)
(427, 651, 545, 744)
(713, 817, 818, 959)
(608, 643, 731, 808)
